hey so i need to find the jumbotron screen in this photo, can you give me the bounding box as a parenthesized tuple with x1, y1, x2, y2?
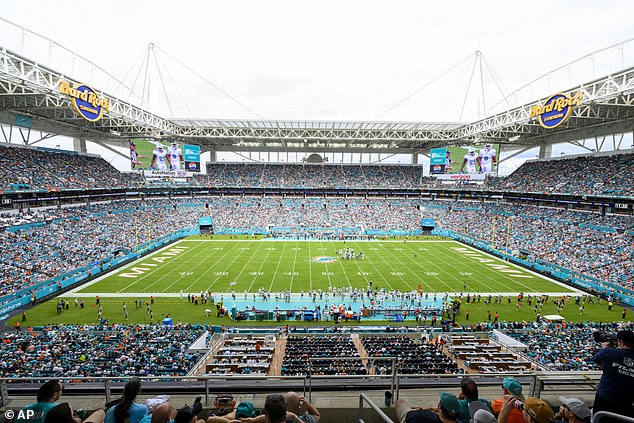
(429, 144, 499, 175)
(129, 139, 200, 172)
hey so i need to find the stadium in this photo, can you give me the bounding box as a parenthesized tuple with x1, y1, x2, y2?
(0, 3, 633, 423)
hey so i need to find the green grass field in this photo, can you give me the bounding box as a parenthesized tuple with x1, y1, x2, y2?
(12, 238, 633, 326)
(77, 238, 572, 295)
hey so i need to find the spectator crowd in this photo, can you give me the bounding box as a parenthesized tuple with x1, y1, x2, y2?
(0, 145, 141, 192)
(0, 144, 631, 197)
(0, 200, 209, 303)
(0, 324, 204, 380)
(1, 196, 631, 306)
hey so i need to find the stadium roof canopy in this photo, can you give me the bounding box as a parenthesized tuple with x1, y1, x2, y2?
(0, 45, 633, 155)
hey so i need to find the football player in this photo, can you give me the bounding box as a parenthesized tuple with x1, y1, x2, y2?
(167, 141, 184, 170)
(460, 147, 479, 174)
(150, 145, 170, 170)
(479, 143, 497, 173)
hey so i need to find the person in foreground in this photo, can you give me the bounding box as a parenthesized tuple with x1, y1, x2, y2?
(554, 396, 591, 423)
(498, 395, 554, 423)
(17, 380, 105, 423)
(592, 329, 634, 421)
(105, 378, 148, 423)
(395, 392, 460, 423)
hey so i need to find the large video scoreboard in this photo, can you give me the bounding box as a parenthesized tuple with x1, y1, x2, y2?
(430, 144, 499, 175)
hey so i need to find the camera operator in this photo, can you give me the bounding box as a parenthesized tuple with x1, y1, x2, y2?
(592, 329, 634, 421)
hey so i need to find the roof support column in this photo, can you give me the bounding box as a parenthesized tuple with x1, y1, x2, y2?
(411, 153, 419, 165)
(73, 137, 87, 154)
(538, 143, 552, 159)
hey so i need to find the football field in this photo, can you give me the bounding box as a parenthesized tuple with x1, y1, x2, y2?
(74, 238, 575, 296)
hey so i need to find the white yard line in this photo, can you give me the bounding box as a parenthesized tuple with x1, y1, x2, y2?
(244, 241, 275, 291)
(182, 241, 244, 292)
(308, 242, 313, 290)
(128, 242, 207, 292)
(289, 241, 299, 292)
(213, 240, 265, 293)
(160, 243, 220, 292)
(460, 243, 582, 293)
(352, 243, 395, 290)
(266, 242, 289, 292)
(68, 240, 185, 294)
(66, 239, 583, 297)
(407, 242, 501, 293)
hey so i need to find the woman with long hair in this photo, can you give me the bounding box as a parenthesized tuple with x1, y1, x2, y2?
(105, 378, 148, 423)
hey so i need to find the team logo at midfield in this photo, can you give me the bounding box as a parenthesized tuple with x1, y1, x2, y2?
(529, 91, 583, 129)
(311, 256, 337, 263)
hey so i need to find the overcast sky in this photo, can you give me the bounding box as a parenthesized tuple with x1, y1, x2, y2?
(1, 0, 633, 170)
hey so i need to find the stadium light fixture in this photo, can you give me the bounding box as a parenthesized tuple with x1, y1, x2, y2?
(508, 135, 521, 142)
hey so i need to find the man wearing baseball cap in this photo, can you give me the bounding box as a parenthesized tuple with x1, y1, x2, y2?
(498, 395, 555, 423)
(555, 397, 591, 423)
(395, 392, 460, 423)
(524, 398, 555, 423)
(499, 396, 554, 423)
(592, 329, 634, 421)
(492, 378, 525, 423)
(470, 402, 497, 423)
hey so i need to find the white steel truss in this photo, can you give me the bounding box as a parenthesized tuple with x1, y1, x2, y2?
(0, 46, 633, 153)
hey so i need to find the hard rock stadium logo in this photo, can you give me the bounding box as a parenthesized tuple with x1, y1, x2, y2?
(529, 91, 583, 129)
(311, 256, 337, 263)
(59, 80, 111, 122)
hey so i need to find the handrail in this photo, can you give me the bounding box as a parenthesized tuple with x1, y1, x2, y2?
(359, 393, 395, 423)
(0, 372, 604, 411)
(0, 370, 603, 384)
(187, 334, 223, 377)
(0, 375, 311, 383)
(307, 356, 397, 404)
(593, 411, 634, 423)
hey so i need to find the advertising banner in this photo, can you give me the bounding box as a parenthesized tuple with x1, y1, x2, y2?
(184, 144, 201, 173)
(429, 148, 448, 174)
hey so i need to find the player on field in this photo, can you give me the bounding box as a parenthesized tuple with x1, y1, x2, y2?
(478, 143, 497, 173)
(150, 145, 170, 170)
(460, 147, 479, 174)
(167, 141, 184, 170)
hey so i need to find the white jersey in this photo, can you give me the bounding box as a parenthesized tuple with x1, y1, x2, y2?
(479, 148, 496, 173)
(463, 153, 478, 173)
(153, 149, 168, 170)
(168, 146, 183, 170)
